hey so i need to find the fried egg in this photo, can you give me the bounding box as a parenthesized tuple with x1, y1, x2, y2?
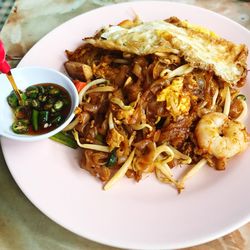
(85, 17, 248, 86)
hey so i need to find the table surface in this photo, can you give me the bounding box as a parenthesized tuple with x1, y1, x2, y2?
(1, 0, 250, 249)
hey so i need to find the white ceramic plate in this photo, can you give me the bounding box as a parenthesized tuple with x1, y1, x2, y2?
(1, 1, 250, 249)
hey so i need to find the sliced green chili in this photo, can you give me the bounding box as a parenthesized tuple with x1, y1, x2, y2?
(39, 111, 49, 125)
(38, 94, 47, 102)
(31, 99, 40, 108)
(49, 87, 60, 95)
(24, 98, 32, 106)
(7, 91, 18, 108)
(51, 108, 57, 113)
(14, 106, 30, 120)
(19, 93, 27, 106)
(12, 120, 29, 134)
(44, 102, 53, 110)
(32, 109, 39, 131)
(54, 100, 64, 110)
(51, 115, 63, 125)
(38, 85, 45, 94)
(26, 86, 39, 98)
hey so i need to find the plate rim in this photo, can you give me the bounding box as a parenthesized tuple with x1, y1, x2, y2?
(2, 1, 250, 249)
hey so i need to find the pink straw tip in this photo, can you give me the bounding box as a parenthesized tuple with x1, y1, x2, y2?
(0, 60, 11, 74)
(0, 40, 11, 73)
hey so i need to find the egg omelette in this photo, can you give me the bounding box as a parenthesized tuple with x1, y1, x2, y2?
(84, 17, 248, 86)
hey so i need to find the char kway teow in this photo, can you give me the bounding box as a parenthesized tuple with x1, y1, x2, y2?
(63, 16, 249, 192)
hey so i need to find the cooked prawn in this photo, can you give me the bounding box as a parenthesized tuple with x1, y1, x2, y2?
(195, 112, 248, 159)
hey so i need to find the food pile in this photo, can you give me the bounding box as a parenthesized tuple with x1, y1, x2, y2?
(63, 16, 249, 191)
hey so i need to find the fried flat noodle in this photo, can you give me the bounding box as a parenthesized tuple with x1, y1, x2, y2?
(65, 16, 249, 191)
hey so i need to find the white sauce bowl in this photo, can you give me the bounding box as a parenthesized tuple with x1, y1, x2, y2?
(0, 66, 78, 141)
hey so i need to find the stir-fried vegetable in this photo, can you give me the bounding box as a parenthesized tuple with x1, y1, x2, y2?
(50, 131, 78, 149)
(62, 19, 249, 192)
(107, 149, 117, 167)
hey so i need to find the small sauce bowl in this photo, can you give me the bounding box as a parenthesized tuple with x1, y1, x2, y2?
(0, 66, 78, 142)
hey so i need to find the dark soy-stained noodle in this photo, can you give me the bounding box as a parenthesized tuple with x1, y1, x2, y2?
(64, 17, 249, 191)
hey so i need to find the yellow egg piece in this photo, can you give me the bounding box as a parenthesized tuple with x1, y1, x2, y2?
(157, 77, 191, 119)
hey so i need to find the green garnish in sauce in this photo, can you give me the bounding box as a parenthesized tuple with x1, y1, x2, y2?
(7, 83, 71, 135)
